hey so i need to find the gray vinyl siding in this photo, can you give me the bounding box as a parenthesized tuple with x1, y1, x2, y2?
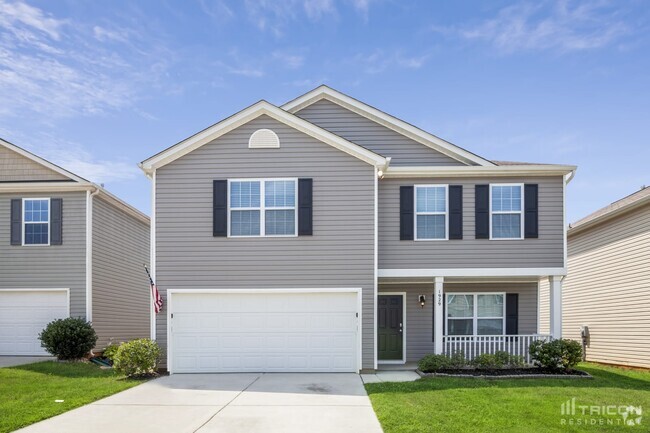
(0, 191, 86, 318)
(92, 196, 151, 349)
(155, 115, 375, 369)
(379, 282, 538, 362)
(294, 99, 466, 166)
(0, 145, 69, 181)
(546, 203, 650, 368)
(379, 176, 565, 269)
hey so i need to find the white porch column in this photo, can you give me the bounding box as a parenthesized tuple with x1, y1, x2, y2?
(434, 276, 444, 354)
(549, 275, 563, 339)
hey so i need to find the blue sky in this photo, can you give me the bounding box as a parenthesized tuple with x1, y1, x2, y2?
(1, 0, 648, 221)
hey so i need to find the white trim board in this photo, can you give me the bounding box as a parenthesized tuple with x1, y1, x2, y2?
(165, 288, 363, 374)
(282, 85, 495, 167)
(378, 268, 567, 278)
(377, 292, 406, 365)
(140, 100, 387, 173)
(383, 165, 577, 179)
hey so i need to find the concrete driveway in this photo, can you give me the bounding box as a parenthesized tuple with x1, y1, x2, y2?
(16, 373, 383, 433)
(0, 356, 54, 368)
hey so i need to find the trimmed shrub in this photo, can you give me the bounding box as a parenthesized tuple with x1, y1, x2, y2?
(113, 339, 160, 377)
(447, 351, 468, 369)
(472, 353, 503, 369)
(102, 343, 121, 362)
(418, 354, 451, 372)
(39, 317, 97, 360)
(529, 339, 583, 371)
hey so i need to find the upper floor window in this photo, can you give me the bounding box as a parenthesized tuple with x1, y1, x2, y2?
(490, 184, 523, 239)
(446, 293, 505, 336)
(23, 198, 50, 245)
(415, 185, 448, 240)
(229, 179, 297, 237)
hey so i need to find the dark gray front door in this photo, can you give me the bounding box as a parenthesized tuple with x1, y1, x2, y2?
(378, 295, 403, 361)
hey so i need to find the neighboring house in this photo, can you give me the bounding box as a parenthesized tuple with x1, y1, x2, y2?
(0, 139, 150, 355)
(140, 86, 576, 373)
(540, 187, 650, 369)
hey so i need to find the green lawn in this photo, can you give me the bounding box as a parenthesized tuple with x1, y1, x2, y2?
(0, 361, 145, 433)
(366, 363, 649, 433)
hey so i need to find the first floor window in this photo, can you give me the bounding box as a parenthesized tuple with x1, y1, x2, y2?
(229, 179, 296, 237)
(23, 198, 50, 245)
(491, 184, 523, 239)
(446, 293, 505, 335)
(415, 185, 447, 240)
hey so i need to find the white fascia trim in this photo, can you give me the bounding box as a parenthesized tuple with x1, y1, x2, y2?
(0, 138, 88, 183)
(85, 189, 99, 322)
(140, 101, 387, 173)
(0, 288, 70, 317)
(383, 165, 577, 179)
(378, 268, 567, 278)
(281, 86, 495, 167)
(568, 192, 650, 237)
(166, 288, 363, 374)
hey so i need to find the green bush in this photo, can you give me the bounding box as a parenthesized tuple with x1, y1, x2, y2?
(38, 317, 97, 360)
(529, 339, 583, 371)
(447, 351, 468, 369)
(113, 339, 160, 377)
(472, 353, 503, 369)
(102, 343, 121, 361)
(418, 354, 451, 372)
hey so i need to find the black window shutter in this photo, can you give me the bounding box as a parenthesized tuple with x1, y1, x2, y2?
(213, 180, 227, 237)
(50, 198, 63, 245)
(298, 178, 313, 236)
(10, 199, 22, 245)
(505, 293, 519, 335)
(400, 186, 414, 240)
(524, 184, 539, 238)
(448, 185, 463, 240)
(475, 185, 490, 239)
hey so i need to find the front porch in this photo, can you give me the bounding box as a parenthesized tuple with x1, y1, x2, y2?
(376, 273, 564, 367)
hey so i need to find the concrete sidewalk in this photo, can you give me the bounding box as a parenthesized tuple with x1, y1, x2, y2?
(16, 373, 383, 433)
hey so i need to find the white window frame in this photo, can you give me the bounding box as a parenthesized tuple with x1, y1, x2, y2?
(22, 197, 50, 246)
(489, 183, 524, 240)
(445, 292, 506, 336)
(227, 178, 298, 238)
(414, 184, 449, 241)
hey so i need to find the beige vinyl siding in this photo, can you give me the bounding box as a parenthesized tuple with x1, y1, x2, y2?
(294, 99, 466, 166)
(155, 115, 375, 369)
(0, 192, 86, 318)
(560, 203, 650, 368)
(92, 196, 150, 349)
(379, 282, 538, 362)
(0, 146, 69, 181)
(379, 176, 565, 269)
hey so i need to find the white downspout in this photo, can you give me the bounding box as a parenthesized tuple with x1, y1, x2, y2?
(85, 187, 100, 322)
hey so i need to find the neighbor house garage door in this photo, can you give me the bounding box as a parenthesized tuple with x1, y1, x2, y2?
(170, 291, 359, 373)
(0, 290, 69, 355)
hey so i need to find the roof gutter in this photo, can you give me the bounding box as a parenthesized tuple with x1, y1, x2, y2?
(382, 164, 577, 179)
(568, 192, 650, 237)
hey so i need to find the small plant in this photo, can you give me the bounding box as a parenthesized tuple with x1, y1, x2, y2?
(529, 339, 583, 372)
(472, 353, 504, 369)
(102, 343, 121, 362)
(447, 351, 468, 369)
(113, 339, 160, 377)
(418, 354, 451, 372)
(39, 317, 97, 360)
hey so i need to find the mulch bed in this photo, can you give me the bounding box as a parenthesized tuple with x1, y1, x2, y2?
(417, 368, 592, 379)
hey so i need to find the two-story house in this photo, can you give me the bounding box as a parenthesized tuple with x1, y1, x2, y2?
(140, 86, 576, 373)
(0, 139, 150, 356)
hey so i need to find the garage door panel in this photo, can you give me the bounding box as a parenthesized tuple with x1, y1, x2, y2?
(171, 292, 359, 373)
(0, 290, 68, 355)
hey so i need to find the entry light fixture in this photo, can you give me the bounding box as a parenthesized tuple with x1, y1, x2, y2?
(418, 295, 426, 308)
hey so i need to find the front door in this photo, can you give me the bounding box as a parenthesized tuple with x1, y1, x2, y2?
(378, 295, 403, 361)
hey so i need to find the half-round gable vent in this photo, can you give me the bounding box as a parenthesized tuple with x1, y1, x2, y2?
(249, 129, 280, 149)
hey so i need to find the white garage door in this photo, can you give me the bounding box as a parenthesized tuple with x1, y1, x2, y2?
(0, 290, 69, 355)
(170, 291, 359, 373)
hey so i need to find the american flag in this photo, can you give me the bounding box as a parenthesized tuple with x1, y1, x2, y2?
(144, 265, 164, 314)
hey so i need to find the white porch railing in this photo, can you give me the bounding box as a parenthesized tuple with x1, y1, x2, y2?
(443, 334, 552, 365)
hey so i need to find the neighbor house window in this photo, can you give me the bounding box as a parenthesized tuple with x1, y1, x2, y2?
(23, 198, 50, 245)
(415, 185, 448, 240)
(446, 293, 505, 335)
(490, 184, 523, 239)
(229, 179, 297, 237)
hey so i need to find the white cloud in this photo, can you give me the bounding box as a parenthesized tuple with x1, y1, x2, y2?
(0, 0, 64, 39)
(353, 49, 429, 74)
(228, 67, 265, 77)
(303, 0, 336, 20)
(272, 50, 305, 69)
(434, 0, 629, 53)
